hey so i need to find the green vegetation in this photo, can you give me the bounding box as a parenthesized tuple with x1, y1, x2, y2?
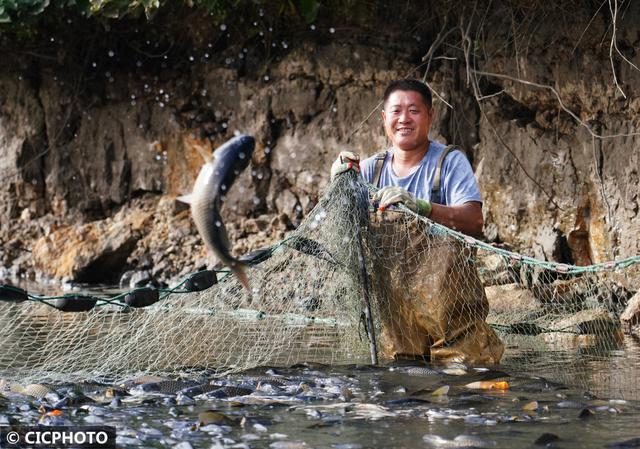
(0, 0, 320, 23)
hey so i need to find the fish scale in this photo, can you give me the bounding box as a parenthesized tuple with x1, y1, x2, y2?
(241, 376, 292, 387)
(134, 380, 199, 395)
(9, 384, 55, 399)
(405, 367, 440, 376)
(178, 383, 226, 397)
(205, 386, 253, 398)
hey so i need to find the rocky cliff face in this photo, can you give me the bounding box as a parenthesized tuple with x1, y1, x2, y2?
(1, 4, 639, 288)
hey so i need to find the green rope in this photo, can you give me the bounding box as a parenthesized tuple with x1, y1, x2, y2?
(2, 268, 228, 308)
(364, 181, 640, 275)
(2, 183, 639, 310)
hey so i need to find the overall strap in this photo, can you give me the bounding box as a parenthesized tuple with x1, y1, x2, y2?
(372, 150, 387, 188)
(431, 144, 458, 205)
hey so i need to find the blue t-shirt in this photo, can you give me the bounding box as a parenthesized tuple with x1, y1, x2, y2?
(360, 141, 482, 206)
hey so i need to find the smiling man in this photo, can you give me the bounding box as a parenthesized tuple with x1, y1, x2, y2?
(330, 78, 503, 365)
(331, 78, 483, 237)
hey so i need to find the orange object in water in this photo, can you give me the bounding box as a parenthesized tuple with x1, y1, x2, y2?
(46, 409, 64, 417)
(465, 380, 509, 390)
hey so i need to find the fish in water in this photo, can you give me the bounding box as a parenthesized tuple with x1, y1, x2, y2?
(204, 386, 253, 399)
(198, 409, 237, 426)
(179, 135, 255, 292)
(177, 383, 226, 397)
(423, 434, 493, 448)
(11, 383, 55, 400)
(405, 367, 440, 376)
(130, 380, 199, 396)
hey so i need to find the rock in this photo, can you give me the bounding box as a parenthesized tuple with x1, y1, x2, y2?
(271, 213, 290, 231)
(542, 308, 623, 349)
(298, 194, 316, 214)
(119, 270, 136, 288)
(532, 225, 565, 263)
(483, 222, 499, 242)
(483, 269, 518, 286)
(567, 228, 592, 266)
(20, 208, 32, 221)
(542, 331, 614, 350)
(137, 253, 154, 269)
(477, 252, 518, 286)
(548, 308, 620, 335)
(0, 75, 46, 222)
(620, 291, 640, 332)
(129, 270, 153, 288)
(32, 208, 152, 282)
(478, 251, 506, 272)
(244, 215, 271, 234)
(630, 325, 640, 338)
(485, 283, 540, 315)
(2, 19, 640, 293)
(533, 278, 587, 306)
(274, 189, 299, 216)
(151, 260, 170, 278)
(270, 78, 318, 122)
(294, 171, 323, 195)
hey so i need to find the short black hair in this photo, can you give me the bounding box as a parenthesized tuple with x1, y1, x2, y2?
(383, 78, 432, 108)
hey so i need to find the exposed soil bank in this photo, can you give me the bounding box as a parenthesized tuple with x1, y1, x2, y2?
(1, 2, 639, 287)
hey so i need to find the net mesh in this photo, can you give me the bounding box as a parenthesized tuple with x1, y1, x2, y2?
(1, 173, 639, 399)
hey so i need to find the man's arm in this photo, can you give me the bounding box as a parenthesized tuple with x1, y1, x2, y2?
(373, 187, 484, 238)
(429, 201, 483, 238)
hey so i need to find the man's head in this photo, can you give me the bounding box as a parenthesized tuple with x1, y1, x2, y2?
(381, 78, 435, 153)
(383, 78, 432, 109)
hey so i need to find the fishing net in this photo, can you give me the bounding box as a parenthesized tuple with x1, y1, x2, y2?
(1, 173, 639, 399)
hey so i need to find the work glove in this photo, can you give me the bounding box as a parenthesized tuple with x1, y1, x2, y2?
(330, 151, 360, 181)
(372, 186, 432, 217)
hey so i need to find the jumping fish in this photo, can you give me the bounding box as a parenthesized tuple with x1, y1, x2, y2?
(179, 135, 255, 292)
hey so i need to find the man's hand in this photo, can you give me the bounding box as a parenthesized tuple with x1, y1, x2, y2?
(373, 186, 432, 217)
(330, 151, 360, 181)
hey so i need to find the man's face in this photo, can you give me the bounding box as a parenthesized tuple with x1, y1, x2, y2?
(381, 90, 435, 152)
